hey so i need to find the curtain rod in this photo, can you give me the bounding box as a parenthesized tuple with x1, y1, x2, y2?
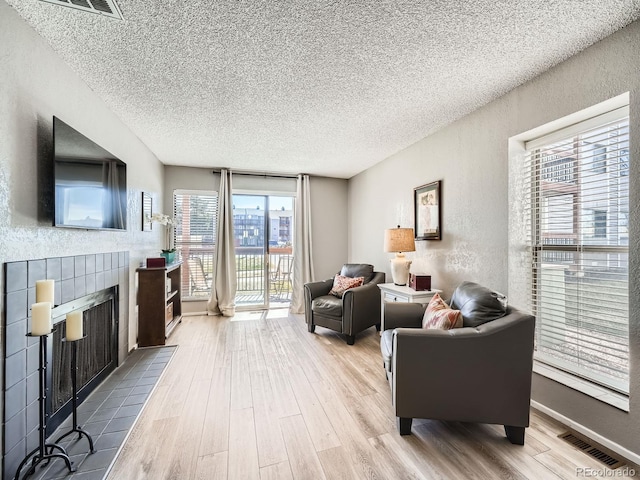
(211, 168, 303, 179)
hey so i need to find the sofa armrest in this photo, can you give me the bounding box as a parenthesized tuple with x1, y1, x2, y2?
(304, 278, 333, 300)
(342, 282, 382, 334)
(303, 278, 333, 326)
(383, 302, 425, 330)
(369, 271, 386, 285)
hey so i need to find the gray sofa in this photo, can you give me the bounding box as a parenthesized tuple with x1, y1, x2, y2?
(380, 281, 535, 444)
(304, 264, 385, 345)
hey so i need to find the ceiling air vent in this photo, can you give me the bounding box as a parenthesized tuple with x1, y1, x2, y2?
(38, 0, 123, 20)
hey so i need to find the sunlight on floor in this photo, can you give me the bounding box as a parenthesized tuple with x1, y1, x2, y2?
(231, 307, 292, 322)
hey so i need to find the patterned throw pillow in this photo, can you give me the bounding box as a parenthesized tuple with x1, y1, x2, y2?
(329, 274, 364, 298)
(422, 293, 463, 330)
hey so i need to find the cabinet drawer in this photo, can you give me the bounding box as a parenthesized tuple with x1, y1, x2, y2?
(384, 293, 408, 303)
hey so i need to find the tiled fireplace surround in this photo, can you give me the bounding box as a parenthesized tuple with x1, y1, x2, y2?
(3, 251, 129, 479)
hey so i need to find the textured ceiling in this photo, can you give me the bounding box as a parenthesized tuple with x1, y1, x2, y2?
(6, 0, 640, 178)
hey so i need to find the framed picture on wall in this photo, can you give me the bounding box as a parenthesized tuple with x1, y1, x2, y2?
(414, 180, 441, 240)
(142, 192, 152, 231)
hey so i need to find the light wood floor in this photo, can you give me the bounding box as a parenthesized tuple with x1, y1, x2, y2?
(107, 310, 638, 480)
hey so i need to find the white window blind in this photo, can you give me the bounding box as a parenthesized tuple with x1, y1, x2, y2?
(173, 190, 218, 300)
(523, 106, 629, 394)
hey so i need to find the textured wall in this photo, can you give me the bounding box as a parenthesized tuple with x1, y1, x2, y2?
(0, 1, 165, 427)
(348, 21, 640, 455)
(348, 96, 512, 298)
(308, 176, 349, 281)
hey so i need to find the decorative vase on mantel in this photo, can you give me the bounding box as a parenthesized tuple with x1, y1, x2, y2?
(160, 251, 176, 264)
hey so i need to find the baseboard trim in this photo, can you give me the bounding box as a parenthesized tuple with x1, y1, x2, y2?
(531, 401, 640, 466)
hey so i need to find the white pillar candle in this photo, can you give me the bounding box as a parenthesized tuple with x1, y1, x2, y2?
(66, 310, 83, 341)
(31, 302, 52, 336)
(35, 279, 55, 305)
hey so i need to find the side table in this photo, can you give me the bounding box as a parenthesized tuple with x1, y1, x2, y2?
(378, 283, 443, 331)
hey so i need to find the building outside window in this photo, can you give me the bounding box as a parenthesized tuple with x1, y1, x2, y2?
(233, 207, 293, 247)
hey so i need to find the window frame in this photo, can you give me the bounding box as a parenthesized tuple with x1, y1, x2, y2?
(173, 189, 218, 301)
(526, 106, 630, 395)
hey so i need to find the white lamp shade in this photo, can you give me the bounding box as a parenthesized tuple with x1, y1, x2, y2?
(384, 228, 415, 253)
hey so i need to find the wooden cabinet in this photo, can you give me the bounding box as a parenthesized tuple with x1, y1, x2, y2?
(136, 262, 183, 347)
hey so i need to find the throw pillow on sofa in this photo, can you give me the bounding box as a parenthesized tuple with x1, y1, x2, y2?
(450, 281, 507, 327)
(422, 293, 463, 330)
(329, 274, 364, 298)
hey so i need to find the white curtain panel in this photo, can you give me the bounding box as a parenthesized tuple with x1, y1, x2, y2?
(207, 169, 237, 316)
(290, 174, 314, 314)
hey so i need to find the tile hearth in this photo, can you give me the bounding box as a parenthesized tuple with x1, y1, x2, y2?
(24, 346, 176, 480)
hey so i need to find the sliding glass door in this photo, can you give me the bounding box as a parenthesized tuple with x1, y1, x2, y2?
(233, 194, 294, 310)
(267, 196, 294, 308)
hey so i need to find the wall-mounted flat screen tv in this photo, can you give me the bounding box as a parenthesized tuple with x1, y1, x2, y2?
(53, 117, 127, 230)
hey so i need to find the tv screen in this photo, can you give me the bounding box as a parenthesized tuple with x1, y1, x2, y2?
(53, 117, 127, 230)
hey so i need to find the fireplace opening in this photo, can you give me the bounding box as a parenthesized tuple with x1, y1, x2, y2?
(47, 287, 119, 435)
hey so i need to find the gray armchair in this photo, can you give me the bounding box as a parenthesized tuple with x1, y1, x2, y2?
(304, 264, 385, 345)
(380, 281, 535, 444)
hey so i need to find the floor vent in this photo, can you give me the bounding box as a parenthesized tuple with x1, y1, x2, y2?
(558, 431, 626, 469)
(38, 0, 123, 20)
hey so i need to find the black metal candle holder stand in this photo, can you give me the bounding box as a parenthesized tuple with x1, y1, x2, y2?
(54, 337, 96, 454)
(13, 334, 75, 480)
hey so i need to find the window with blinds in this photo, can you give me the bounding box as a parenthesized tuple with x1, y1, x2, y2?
(173, 190, 218, 300)
(523, 106, 629, 394)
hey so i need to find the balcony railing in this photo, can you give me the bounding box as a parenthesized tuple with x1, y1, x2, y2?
(177, 246, 292, 305)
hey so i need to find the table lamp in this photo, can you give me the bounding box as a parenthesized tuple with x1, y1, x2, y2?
(384, 226, 415, 286)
